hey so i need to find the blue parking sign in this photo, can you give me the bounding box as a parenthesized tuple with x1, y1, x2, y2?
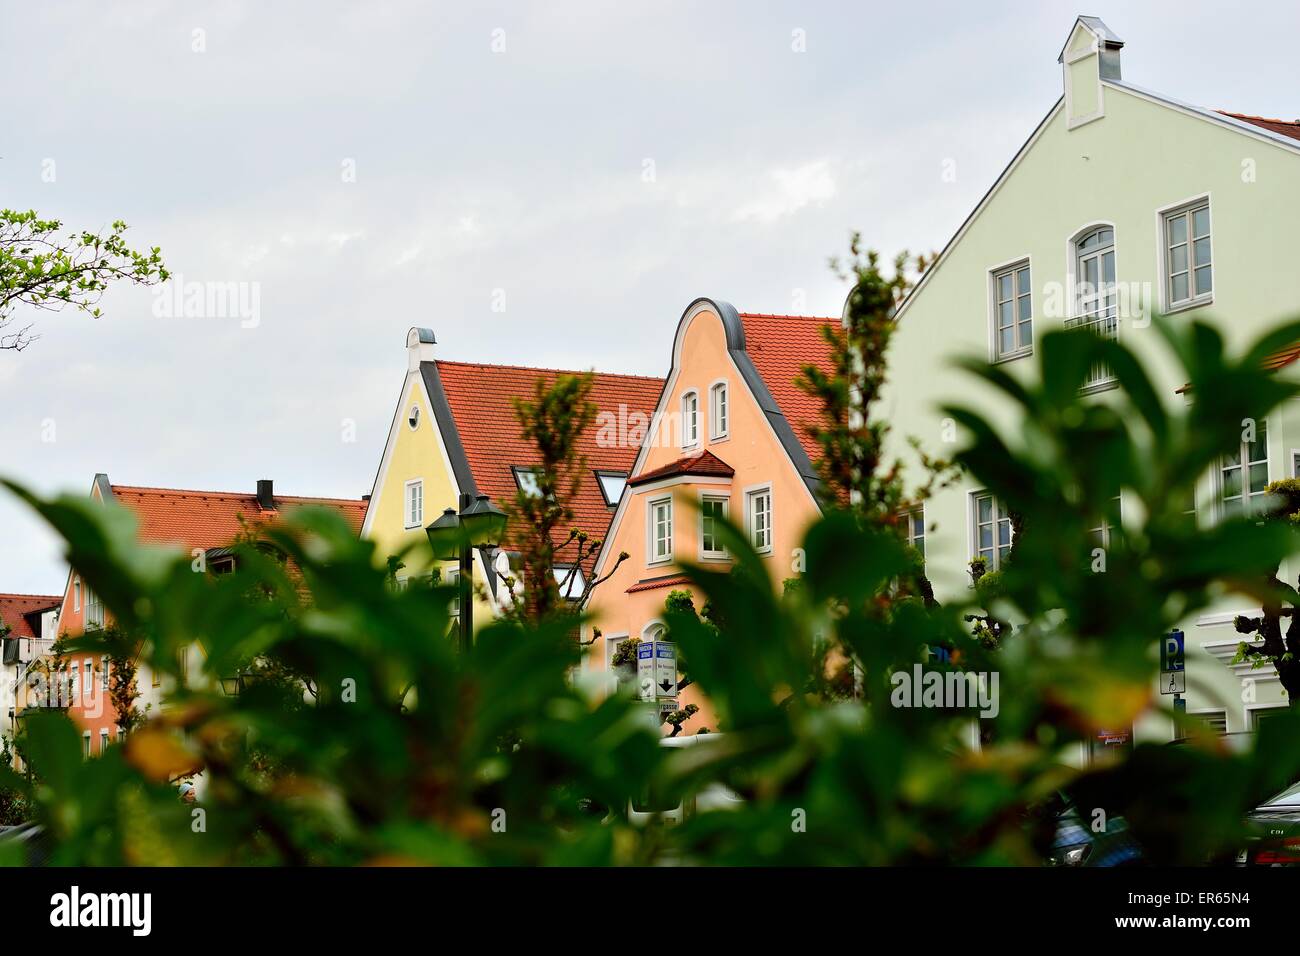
(1161, 629, 1185, 672)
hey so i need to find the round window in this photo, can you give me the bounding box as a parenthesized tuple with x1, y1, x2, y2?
(407, 405, 420, 430)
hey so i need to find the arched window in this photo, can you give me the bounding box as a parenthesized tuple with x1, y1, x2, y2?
(1069, 225, 1118, 387)
(709, 381, 729, 440)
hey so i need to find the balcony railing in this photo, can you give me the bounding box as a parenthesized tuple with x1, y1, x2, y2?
(1065, 310, 1119, 389)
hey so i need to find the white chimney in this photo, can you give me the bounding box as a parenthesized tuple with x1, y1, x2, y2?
(1058, 16, 1124, 130)
(407, 327, 437, 371)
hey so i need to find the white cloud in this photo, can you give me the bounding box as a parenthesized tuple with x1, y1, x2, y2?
(733, 160, 838, 224)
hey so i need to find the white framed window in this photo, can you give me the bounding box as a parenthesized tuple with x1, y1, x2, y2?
(681, 390, 700, 447)
(595, 470, 627, 507)
(553, 565, 586, 600)
(82, 732, 91, 757)
(604, 632, 630, 685)
(84, 658, 93, 698)
(709, 381, 729, 440)
(73, 577, 81, 612)
(700, 495, 729, 559)
(971, 491, 1012, 570)
(85, 587, 104, 629)
(1221, 420, 1268, 518)
(404, 479, 424, 529)
(901, 507, 925, 558)
(445, 565, 460, 620)
(407, 403, 421, 431)
(102, 655, 110, 690)
(990, 260, 1032, 360)
(1088, 495, 1123, 550)
(1249, 704, 1288, 732)
(648, 496, 674, 564)
(1069, 225, 1118, 388)
(69, 661, 79, 699)
(1161, 199, 1212, 310)
(1189, 709, 1228, 735)
(1288, 448, 1300, 479)
(745, 485, 773, 554)
(99, 730, 109, 753)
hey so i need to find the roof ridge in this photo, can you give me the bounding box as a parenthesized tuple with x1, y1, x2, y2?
(0, 592, 61, 601)
(739, 312, 840, 322)
(435, 359, 664, 382)
(110, 484, 364, 503)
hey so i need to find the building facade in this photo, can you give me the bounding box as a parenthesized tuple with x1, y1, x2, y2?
(883, 17, 1300, 749)
(39, 474, 368, 756)
(362, 328, 662, 621)
(585, 299, 838, 733)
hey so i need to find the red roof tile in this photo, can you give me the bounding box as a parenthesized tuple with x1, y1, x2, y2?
(108, 485, 369, 552)
(627, 449, 734, 487)
(0, 593, 60, 638)
(626, 575, 693, 594)
(1218, 111, 1300, 143)
(738, 313, 840, 466)
(1262, 344, 1300, 371)
(435, 361, 664, 556)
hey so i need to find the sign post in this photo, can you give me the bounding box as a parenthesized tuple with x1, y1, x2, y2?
(1161, 629, 1187, 730)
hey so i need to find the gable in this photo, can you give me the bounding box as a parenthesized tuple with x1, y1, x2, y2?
(361, 370, 462, 570)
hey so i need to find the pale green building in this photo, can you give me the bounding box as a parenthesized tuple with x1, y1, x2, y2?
(884, 15, 1300, 755)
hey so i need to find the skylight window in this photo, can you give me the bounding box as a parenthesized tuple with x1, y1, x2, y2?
(513, 467, 544, 498)
(596, 470, 628, 506)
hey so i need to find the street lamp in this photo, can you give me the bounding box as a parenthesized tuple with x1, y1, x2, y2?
(426, 493, 507, 653)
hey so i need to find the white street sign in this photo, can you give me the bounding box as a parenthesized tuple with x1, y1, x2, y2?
(636, 641, 655, 702)
(654, 641, 677, 699)
(1160, 669, 1186, 695)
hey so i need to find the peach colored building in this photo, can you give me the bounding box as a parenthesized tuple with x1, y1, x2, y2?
(585, 299, 838, 734)
(49, 474, 368, 757)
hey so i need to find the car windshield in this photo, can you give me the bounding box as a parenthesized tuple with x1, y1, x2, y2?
(1265, 780, 1300, 807)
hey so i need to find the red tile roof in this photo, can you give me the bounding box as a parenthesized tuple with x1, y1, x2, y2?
(434, 361, 664, 554)
(626, 575, 692, 594)
(1262, 344, 1300, 371)
(0, 593, 60, 638)
(627, 449, 734, 487)
(1218, 111, 1300, 143)
(108, 484, 369, 552)
(738, 313, 841, 466)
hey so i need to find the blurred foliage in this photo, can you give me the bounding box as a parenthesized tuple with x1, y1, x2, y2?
(4, 249, 1300, 865)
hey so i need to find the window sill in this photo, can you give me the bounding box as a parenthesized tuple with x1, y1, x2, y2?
(699, 552, 731, 563)
(709, 434, 730, 445)
(991, 347, 1033, 365)
(1164, 295, 1214, 317)
(647, 557, 674, 569)
(1079, 378, 1119, 396)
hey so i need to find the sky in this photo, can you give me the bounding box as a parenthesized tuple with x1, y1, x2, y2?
(2, 0, 1299, 595)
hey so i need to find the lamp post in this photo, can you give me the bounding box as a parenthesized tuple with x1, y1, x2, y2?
(427, 493, 507, 653)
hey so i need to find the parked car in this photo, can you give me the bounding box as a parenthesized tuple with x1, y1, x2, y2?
(1241, 780, 1300, 865)
(1047, 800, 1145, 867)
(627, 734, 743, 827)
(0, 823, 51, 866)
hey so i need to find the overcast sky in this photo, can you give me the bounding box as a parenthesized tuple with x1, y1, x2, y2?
(2, 1, 1299, 595)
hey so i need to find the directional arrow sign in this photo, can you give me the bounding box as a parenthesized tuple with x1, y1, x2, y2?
(654, 641, 677, 699)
